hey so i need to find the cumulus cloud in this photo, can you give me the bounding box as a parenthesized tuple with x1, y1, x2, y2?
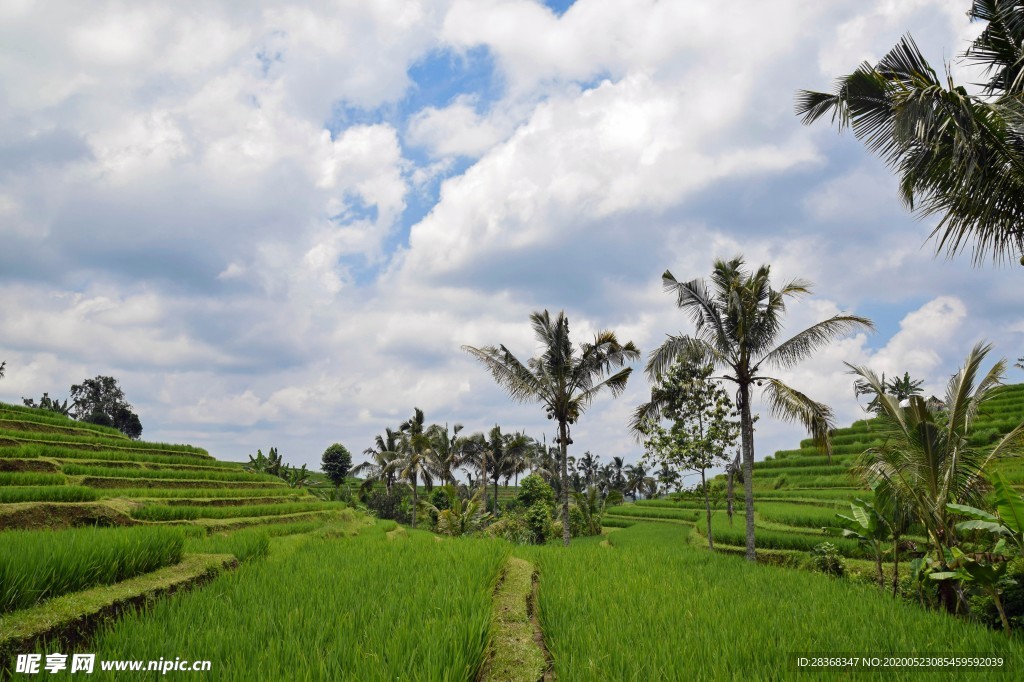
(1, 0, 1021, 469)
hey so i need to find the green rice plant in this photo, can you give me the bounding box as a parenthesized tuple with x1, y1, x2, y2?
(184, 529, 270, 562)
(70, 526, 507, 680)
(61, 464, 277, 483)
(604, 505, 701, 522)
(81, 477, 286, 489)
(0, 428, 207, 456)
(600, 517, 635, 528)
(700, 513, 866, 557)
(0, 472, 65, 486)
(0, 486, 99, 503)
(526, 522, 1024, 679)
(0, 444, 220, 467)
(757, 502, 851, 529)
(0, 403, 127, 438)
(634, 498, 708, 509)
(755, 455, 856, 469)
(130, 501, 345, 521)
(753, 465, 852, 478)
(100, 487, 304, 499)
(755, 488, 867, 501)
(0, 526, 184, 613)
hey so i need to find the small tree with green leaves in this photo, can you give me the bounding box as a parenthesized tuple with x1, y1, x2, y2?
(321, 443, 353, 490)
(826, 498, 894, 590)
(635, 358, 739, 549)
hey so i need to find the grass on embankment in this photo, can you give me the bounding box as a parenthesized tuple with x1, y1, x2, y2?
(0, 526, 185, 613)
(130, 501, 345, 521)
(0, 553, 236, 674)
(480, 556, 548, 682)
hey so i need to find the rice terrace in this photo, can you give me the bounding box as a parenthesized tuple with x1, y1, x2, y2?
(3, 1, 1024, 681)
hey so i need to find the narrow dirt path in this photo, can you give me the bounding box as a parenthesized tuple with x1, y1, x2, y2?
(480, 557, 552, 682)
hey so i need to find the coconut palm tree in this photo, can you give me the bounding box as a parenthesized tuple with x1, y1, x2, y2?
(847, 342, 1024, 606)
(355, 428, 401, 494)
(643, 258, 873, 560)
(463, 309, 639, 546)
(426, 422, 465, 486)
(796, 1, 1024, 266)
(386, 408, 436, 529)
(483, 426, 530, 515)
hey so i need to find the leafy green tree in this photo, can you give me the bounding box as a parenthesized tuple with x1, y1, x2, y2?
(321, 443, 353, 489)
(464, 309, 639, 546)
(636, 359, 740, 549)
(848, 342, 1024, 610)
(643, 258, 873, 560)
(797, 1, 1024, 266)
(69, 375, 143, 438)
(571, 487, 623, 536)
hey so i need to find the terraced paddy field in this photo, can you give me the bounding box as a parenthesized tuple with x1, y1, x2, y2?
(3, 396, 1023, 679)
(606, 383, 1024, 567)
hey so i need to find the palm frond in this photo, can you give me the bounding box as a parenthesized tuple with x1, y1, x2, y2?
(758, 315, 874, 371)
(760, 377, 835, 459)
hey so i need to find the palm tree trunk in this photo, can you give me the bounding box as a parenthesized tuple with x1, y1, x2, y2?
(559, 419, 570, 547)
(493, 475, 499, 516)
(892, 539, 900, 598)
(702, 469, 713, 550)
(738, 382, 756, 561)
(411, 473, 418, 530)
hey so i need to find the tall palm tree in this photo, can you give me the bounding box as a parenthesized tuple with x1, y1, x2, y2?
(355, 428, 401, 494)
(426, 422, 465, 486)
(464, 309, 639, 546)
(624, 462, 655, 501)
(643, 258, 873, 560)
(796, 1, 1024, 265)
(847, 343, 1024, 583)
(484, 426, 529, 515)
(387, 408, 436, 528)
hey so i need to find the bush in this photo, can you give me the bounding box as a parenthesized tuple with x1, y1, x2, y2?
(525, 503, 554, 544)
(364, 487, 411, 524)
(517, 474, 555, 508)
(810, 542, 846, 578)
(568, 505, 589, 538)
(486, 517, 532, 545)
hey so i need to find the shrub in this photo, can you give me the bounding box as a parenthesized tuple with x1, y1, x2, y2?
(810, 542, 846, 578)
(486, 516, 532, 545)
(516, 474, 555, 508)
(524, 503, 555, 544)
(363, 487, 411, 524)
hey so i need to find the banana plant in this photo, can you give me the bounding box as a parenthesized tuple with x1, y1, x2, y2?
(825, 498, 892, 589)
(943, 471, 1024, 634)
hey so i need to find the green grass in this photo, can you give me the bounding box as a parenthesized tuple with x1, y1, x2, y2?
(61, 463, 278, 483)
(184, 529, 271, 562)
(100, 487, 304, 499)
(524, 523, 1024, 679)
(0, 486, 99, 503)
(701, 513, 865, 557)
(69, 524, 507, 680)
(0, 444, 222, 467)
(0, 403, 128, 439)
(80, 477, 286, 490)
(605, 505, 701, 522)
(0, 428, 207, 456)
(0, 472, 66, 486)
(0, 526, 185, 613)
(130, 501, 345, 521)
(756, 502, 850, 529)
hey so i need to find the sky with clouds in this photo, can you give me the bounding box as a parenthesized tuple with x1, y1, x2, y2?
(1, 0, 1022, 474)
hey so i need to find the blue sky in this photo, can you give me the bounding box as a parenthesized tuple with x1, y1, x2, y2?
(0, 0, 1022, 474)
